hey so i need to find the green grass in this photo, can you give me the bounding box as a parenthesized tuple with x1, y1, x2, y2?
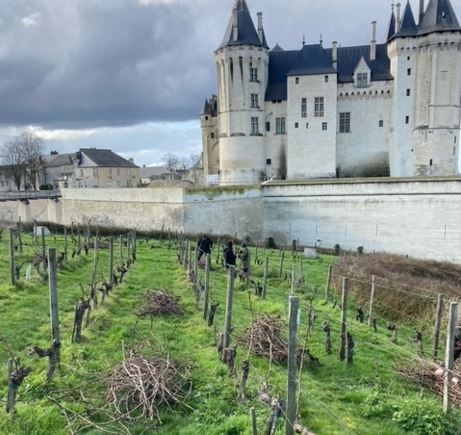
(0, 231, 459, 434)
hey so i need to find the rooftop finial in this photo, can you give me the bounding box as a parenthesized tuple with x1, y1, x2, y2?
(320, 33, 323, 46)
(302, 33, 306, 46)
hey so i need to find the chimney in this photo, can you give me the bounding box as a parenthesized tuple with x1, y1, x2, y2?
(396, 3, 402, 32)
(232, 9, 238, 41)
(419, 0, 425, 25)
(370, 21, 377, 61)
(332, 41, 338, 68)
(257, 12, 264, 42)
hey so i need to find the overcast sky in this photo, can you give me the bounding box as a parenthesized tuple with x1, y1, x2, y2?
(0, 0, 459, 166)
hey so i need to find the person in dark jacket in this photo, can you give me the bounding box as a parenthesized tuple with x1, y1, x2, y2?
(223, 240, 236, 269)
(197, 234, 213, 261)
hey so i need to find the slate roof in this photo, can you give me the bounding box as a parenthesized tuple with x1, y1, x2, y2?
(202, 97, 218, 116)
(43, 153, 75, 168)
(265, 43, 393, 101)
(287, 44, 337, 77)
(80, 149, 138, 168)
(419, 0, 461, 35)
(219, 0, 268, 49)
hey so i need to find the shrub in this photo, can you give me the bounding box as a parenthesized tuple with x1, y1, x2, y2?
(334, 244, 341, 256)
(392, 398, 454, 435)
(357, 246, 364, 255)
(265, 237, 277, 249)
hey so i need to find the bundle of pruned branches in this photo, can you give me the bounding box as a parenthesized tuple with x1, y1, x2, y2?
(135, 290, 183, 318)
(240, 315, 320, 368)
(106, 353, 190, 421)
(397, 361, 461, 406)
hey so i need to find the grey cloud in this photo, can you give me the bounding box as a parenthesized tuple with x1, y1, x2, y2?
(0, 0, 459, 129)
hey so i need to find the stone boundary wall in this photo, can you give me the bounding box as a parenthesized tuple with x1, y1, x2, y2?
(0, 178, 460, 263)
(262, 178, 461, 263)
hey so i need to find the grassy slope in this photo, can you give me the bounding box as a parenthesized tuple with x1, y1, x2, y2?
(0, 232, 459, 434)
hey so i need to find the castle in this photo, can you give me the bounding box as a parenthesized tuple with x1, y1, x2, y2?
(201, 0, 461, 185)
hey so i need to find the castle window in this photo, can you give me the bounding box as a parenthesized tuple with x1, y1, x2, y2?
(407, 56, 411, 61)
(324, 75, 329, 83)
(339, 112, 351, 133)
(454, 146, 457, 156)
(406, 89, 411, 97)
(251, 117, 259, 135)
(276, 118, 286, 134)
(306, 123, 309, 129)
(407, 68, 412, 76)
(301, 98, 307, 118)
(295, 122, 299, 128)
(250, 66, 258, 82)
(251, 93, 259, 109)
(205, 116, 209, 121)
(356, 73, 368, 88)
(295, 77, 299, 84)
(430, 159, 433, 167)
(405, 116, 410, 124)
(378, 120, 384, 128)
(211, 132, 215, 139)
(314, 97, 324, 117)
(322, 122, 328, 131)
(266, 159, 272, 165)
(266, 122, 270, 132)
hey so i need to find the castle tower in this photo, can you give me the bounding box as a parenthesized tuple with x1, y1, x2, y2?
(388, 0, 461, 177)
(215, 0, 269, 185)
(201, 96, 219, 182)
(412, 0, 461, 176)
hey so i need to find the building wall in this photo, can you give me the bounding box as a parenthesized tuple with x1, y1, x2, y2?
(265, 101, 288, 180)
(263, 178, 461, 263)
(73, 167, 140, 188)
(336, 81, 393, 176)
(286, 73, 337, 179)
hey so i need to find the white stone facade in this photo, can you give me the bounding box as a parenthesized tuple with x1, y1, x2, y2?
(201, 0, 461, 185)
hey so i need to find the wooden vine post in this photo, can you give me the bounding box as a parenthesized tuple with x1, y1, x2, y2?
(262, 257, 269, 299)
(48, 248, 60, 378)
(63, 226, 68, 266)
(279, 250, 285, 279)
(250, 407, 258, 435)
(432, 293, 444, 360)
(41, 227, 47, 271)
(17, 217, 23, 254)
(203, 254, 211, 320)
(339, 277, 349, 362)
(9, 228, 16, 286)
(223, 265, 235, 350)
(286, 295, 300, 435)
(109, 236, 115, 286)
(368, 275, 376, 327)
(443, 302, 458, 414)
(6, 358, 15, 414)
(324, 265, 332, 302)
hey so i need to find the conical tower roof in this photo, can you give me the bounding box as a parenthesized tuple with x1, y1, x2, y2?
(419, 0, 461, 35)
(394, 1, 418, 38)
(219, 0, 266, 49)
(386, 10, 396, 40)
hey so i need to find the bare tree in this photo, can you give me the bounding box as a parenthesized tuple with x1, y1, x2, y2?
(163, 153, 180, 180)
(19, 133, 44, 191)
(1, 132, 45, 191)
(189, 153, 203, 170)
(1, 141, 24, 190)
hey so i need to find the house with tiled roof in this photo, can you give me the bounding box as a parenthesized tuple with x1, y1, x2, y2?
(71, 148, 140, 188)
(201, 0, 461, 185)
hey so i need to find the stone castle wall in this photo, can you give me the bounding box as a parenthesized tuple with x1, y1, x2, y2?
(1, 178, 460, 263)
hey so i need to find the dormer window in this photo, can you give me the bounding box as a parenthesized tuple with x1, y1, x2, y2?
(357, 73, 369, 88)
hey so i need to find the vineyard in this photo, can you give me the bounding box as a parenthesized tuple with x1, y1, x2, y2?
(0, 225, 460, 434)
